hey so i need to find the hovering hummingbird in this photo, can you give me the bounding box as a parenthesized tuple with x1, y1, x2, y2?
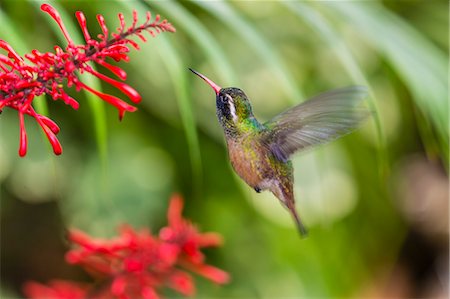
(190, 68, 369, 237)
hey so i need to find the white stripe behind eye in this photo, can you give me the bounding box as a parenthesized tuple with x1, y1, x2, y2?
(226, 94, 238, 121)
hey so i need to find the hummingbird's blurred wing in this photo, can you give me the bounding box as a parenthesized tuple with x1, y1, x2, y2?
(262, 86, 370, 162)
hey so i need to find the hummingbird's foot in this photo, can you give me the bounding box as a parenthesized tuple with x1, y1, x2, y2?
(254, 187, 261, 193)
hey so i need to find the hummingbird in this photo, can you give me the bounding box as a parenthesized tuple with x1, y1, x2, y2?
(190, 68, 369, 237)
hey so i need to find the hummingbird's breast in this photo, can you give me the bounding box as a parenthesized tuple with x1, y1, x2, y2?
(226, 136, 272, 188)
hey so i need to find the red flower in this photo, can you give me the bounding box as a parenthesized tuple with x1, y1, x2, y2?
(0, 4, 175, 156)
(23, 280, 88, 299)
(24, 195, 229, 299)
(160, 194, 230, 284)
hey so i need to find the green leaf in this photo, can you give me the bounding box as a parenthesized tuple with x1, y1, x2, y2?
(118, 1, 202, 193)
(328, 2, 448, 164)
(283, 2, 389, 176)
(157, 35, 203, 194)
(148, 1, 236, 83)
(194, 1, 305, 104)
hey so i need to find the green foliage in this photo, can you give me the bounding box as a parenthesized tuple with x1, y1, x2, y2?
(0, 1, 447, 298)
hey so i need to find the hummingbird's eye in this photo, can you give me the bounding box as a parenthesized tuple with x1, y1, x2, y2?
(224, 94, 234, 103)
(221, 95, 228, 103)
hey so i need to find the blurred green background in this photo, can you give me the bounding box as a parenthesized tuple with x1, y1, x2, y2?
(0, 1, 448, 298)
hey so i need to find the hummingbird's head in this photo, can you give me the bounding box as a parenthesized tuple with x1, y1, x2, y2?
(189, 68, 256, 134)
(216, 87, 256, 129)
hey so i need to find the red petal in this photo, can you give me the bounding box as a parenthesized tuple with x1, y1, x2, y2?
(38, 115, 60, 134)
(41, 4, 74, 45)
(18, 112, 27, 157)
(67, 229, 99, 250)
(189, 264, 230, 284)
(23, 281, 55, 299)
(15, 81, 41, 89)
(65, 251, 81, 264)
(42, 125, 62, 155)
(61, 92, 79, 110)
(0, 40, 23, 63)
(196, 232, 223, 248)
(146, 11, 152, 23)
(126, 39, 140, 50)
(96, 14, 109, 40)
(78, 81, 137, 120)
(167, 194, 184, 227)
(111, 276, 126, 296)
(23, 280, 87, 299)
(168, 271, 195, 296)
(96, 59, 127, 80)
(141, 286, 159, 299)
(159, 227, 175, 241)
(158, 242, 180, 265)
(86, 68, 141, 103)
(118, 13, 126, 32)
(124, 258, 145, 272)
(75, 11, 91, 42)
(29, 108, 62, 155)
(132, 10, 138, 28)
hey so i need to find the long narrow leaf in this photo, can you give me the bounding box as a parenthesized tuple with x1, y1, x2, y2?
(119, 1, 202, 192)
(147, 1, 236, 83)
(328, 2, 448, 164)
(194, 1, 305, 104)
(157, 36, 203, 192)
(283, 2, 389, 176)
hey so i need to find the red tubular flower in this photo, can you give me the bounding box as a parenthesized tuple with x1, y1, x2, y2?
(160, 194, 230, 284)
(0, 4, 175, 156)
(24, 195, 229, 299)
(23, 280, 88, 299)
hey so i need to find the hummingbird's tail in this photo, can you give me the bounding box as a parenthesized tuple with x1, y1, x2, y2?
(272, 181, 308, 237)
(286, 200, 308, 238)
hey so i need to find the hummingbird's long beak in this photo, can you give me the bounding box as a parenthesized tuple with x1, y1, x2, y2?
(189, 68, 222, 95)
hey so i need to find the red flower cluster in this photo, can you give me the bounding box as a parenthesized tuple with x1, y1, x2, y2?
(23, 281, 88, 299)
(23, 195, 229, 299)
(0, 4, 175, 156)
